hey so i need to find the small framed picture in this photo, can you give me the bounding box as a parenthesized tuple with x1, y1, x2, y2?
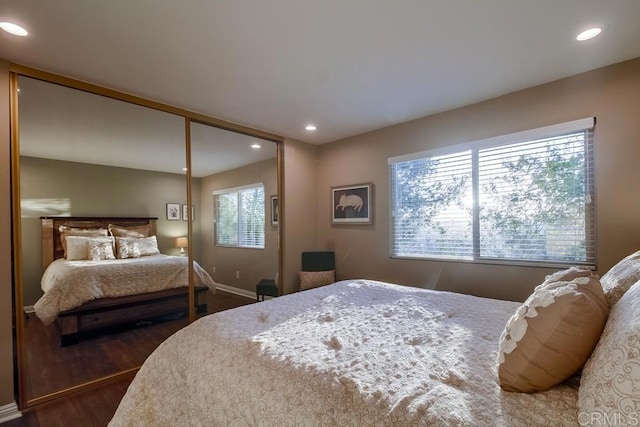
(182, 204, 195, 221)
(270, 196, 279, 226)
(331, 183, 372, 224)
(166, 203, 181, 221)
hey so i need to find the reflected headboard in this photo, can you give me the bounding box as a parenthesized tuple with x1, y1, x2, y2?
(40, 216, 158, 271)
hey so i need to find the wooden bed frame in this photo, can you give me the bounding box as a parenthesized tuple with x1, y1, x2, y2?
(41, 216, 208, 346)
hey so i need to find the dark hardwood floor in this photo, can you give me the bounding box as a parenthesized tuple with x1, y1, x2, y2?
(6, 290, 255, 427)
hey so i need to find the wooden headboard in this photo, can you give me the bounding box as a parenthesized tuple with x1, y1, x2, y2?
(40, 216, 158, 271)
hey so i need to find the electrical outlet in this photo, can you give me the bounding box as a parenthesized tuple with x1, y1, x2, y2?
(212, 266, 216, 273)
(236, 271, 240, 279)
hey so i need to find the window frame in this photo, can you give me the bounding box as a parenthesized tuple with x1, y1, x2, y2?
(388, 117, 596, 269)
(213, 182, 266, 250)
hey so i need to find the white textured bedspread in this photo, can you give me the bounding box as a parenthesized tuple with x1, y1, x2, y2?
(110, 279, 579, 426)
(35, 255, 216, 325)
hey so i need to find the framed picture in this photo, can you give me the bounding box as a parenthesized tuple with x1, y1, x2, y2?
(182, 204, 195, 221)
(166, 203, 181, 221)
(331, 183, 372, 224)
(270, 196, 279, 225)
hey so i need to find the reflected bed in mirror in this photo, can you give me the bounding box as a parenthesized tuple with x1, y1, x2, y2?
(13, 68, 284, 409)
(36, 217, 213, 346)
(17, 75, 191, 403)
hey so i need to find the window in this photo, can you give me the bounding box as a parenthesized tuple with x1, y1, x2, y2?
(389, 118, 595, 267)
(214, 183, 265, 249)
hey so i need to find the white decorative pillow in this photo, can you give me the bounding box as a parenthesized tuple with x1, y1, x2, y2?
(497, 276, 609, 393)
(87, 239, 116, 261)
(299, 270, 335, 290)
(65, 236, 114, 260)
(579, 280, 640, 424)
(115, 237, 141, 259)
(600, 250, 640, 307)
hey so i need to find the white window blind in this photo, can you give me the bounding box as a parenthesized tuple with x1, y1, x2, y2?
(214, 183, 265, 249)
(389, 118, 596, 267)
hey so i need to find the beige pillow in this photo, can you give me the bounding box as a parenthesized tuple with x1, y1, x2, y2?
(579, 280, 640, 424)
(600, 250, 640, 307)
(65, 236, 114, 260)
(497, 276, 609, 393)
(59, 226, 108, 257)
(299, 270, 335, 290)
(108, 223, 151, 238)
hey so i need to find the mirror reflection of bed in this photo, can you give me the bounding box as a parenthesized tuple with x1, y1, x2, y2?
(17, 74, 280, 405)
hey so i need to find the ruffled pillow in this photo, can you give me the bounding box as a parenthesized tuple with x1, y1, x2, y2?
(497, 276, 609, 393)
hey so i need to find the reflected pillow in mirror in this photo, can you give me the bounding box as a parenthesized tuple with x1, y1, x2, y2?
(59, 226, 108, 257)
(115, 237, 141, 259)
(66, 236, 114, 261)
(299, 270, 336, 290)
(116, 236, 159, 258)
(87, 239, 116, 261)
(108, 223, 151, 238)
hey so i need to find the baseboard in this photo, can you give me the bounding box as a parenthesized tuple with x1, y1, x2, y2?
(0, 402, 22, 423)
(215, 283, 256, 299)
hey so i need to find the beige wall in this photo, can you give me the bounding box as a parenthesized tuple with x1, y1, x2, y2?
(199, 158, 278, 293)
(0, 60, 14, 406)
(281, 138, 319, 294)
(19, 156, 197, 305)
(314, 58, 640, 303)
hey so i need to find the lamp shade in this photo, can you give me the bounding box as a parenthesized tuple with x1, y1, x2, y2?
(175, 237, 188, 248)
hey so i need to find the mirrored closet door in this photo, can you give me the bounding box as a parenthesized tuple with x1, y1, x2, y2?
(12, 66, 284, 409)
(16, 75, 188, 403)
(189, 121, 280, 302)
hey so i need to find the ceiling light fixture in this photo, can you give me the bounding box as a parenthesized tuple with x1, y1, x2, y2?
(251, 143, 261, 149)
(0, 22, 28, 37)
(576, 27, 602, 41)
(305, 125, 317, 131)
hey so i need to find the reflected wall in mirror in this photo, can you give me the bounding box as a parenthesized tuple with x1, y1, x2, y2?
(190, 121, 278, 303)
(18, 76, 192, 403)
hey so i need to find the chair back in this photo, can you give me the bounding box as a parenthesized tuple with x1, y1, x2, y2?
(301, 251, 335, 272)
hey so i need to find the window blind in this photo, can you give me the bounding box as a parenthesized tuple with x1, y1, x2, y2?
(214, 183, 265, 249)
(389, 118, 596, 267)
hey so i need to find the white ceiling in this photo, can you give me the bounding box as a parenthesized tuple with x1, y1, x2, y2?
(1, 1, 640, 145)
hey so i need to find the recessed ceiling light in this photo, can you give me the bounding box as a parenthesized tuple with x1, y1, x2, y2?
(251, 143, 261, 149)
(0, 22, 28, 37)
(305, 125, 317, 131)
(576, 27, 602, 41)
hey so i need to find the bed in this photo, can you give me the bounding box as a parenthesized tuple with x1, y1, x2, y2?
(109, 252, 640, 426)
(33, 216, 216, 345)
